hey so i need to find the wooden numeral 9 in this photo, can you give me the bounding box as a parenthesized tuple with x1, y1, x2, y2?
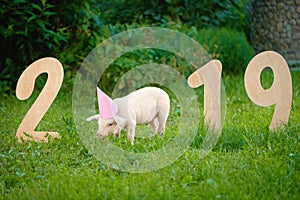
(16, 57, 64, 142)
(244, 51, 292, 130)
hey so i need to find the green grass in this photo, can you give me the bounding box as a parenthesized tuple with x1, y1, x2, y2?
(1, 71, 299, 199)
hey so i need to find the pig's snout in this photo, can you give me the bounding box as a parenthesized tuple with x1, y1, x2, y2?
(96, 132, 106, 139)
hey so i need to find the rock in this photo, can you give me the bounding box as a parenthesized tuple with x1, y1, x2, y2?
(251, 0, 300, 63)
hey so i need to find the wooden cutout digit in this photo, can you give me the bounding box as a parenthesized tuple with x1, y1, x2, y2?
(188, 60, 222, 131)
(16, 57, 64, 142)
(244, 51, 292, 130)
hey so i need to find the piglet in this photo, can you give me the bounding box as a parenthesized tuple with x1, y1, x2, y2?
(86, 87, 170, 145)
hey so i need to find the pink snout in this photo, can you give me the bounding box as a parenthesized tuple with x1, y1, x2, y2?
(96, 131, 108, 139)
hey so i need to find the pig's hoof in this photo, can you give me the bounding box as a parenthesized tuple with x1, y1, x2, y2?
(129, 138, 134, 145)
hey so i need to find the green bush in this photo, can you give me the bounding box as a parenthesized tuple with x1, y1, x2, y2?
(193, 28, 255, 73)
(156, 23, 254, 72)
(58, 23, 139, 70)
(59, 23, 254, 93)
(1, 0, 253, 95)
(62, 0, 252, 72)
(1, 0, 67, 93)
(98, 0, 251, 32)
(0, 0, 102, 94)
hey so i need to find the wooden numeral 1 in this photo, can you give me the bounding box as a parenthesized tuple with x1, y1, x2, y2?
(187, 60, 222, 132)
(244, 51, 292, 130)
(16, 57, 64, 142)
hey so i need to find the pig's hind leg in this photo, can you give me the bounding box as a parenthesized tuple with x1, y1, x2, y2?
(150, 118, 159, 133)
(156, 110, 168, 135)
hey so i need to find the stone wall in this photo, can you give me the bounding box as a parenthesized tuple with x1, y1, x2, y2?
(251, 0, 300, 65)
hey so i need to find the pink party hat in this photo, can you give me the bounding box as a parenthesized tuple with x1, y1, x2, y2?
(97, 87, 118, 119)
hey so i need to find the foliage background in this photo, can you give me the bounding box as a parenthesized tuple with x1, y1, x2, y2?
(1, 0, 253, 95)
(1, 1, 299, 199)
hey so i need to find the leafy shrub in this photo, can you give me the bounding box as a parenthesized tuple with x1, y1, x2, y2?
(1, 0, 253, 95)
(58, 23, 139, 70)
(59, 23, 254, 93)
(59, 0, 253, 73)
(193, 28, 255, 73)
(157, 22, 254, 72)
(0, 0, 68, 92)
(0, 0, 102, 94)
(98, 0, 251, 32)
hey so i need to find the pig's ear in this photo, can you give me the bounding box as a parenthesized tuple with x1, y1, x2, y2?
(86, 114, 100, 121)
(113, 115, 127, 129)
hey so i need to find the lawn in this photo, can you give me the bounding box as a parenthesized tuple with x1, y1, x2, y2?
(1, 70, 299, 199)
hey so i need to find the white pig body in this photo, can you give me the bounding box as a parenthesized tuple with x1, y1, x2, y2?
(86, 87, 170, 145)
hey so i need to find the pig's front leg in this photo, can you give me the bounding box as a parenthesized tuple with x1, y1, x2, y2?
(114, 125, 122, 138)
(127, 122, 136, 145)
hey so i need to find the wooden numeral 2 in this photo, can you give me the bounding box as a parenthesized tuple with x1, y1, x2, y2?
(16, 57, 64, 142)
(244, 51, 292, 130)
